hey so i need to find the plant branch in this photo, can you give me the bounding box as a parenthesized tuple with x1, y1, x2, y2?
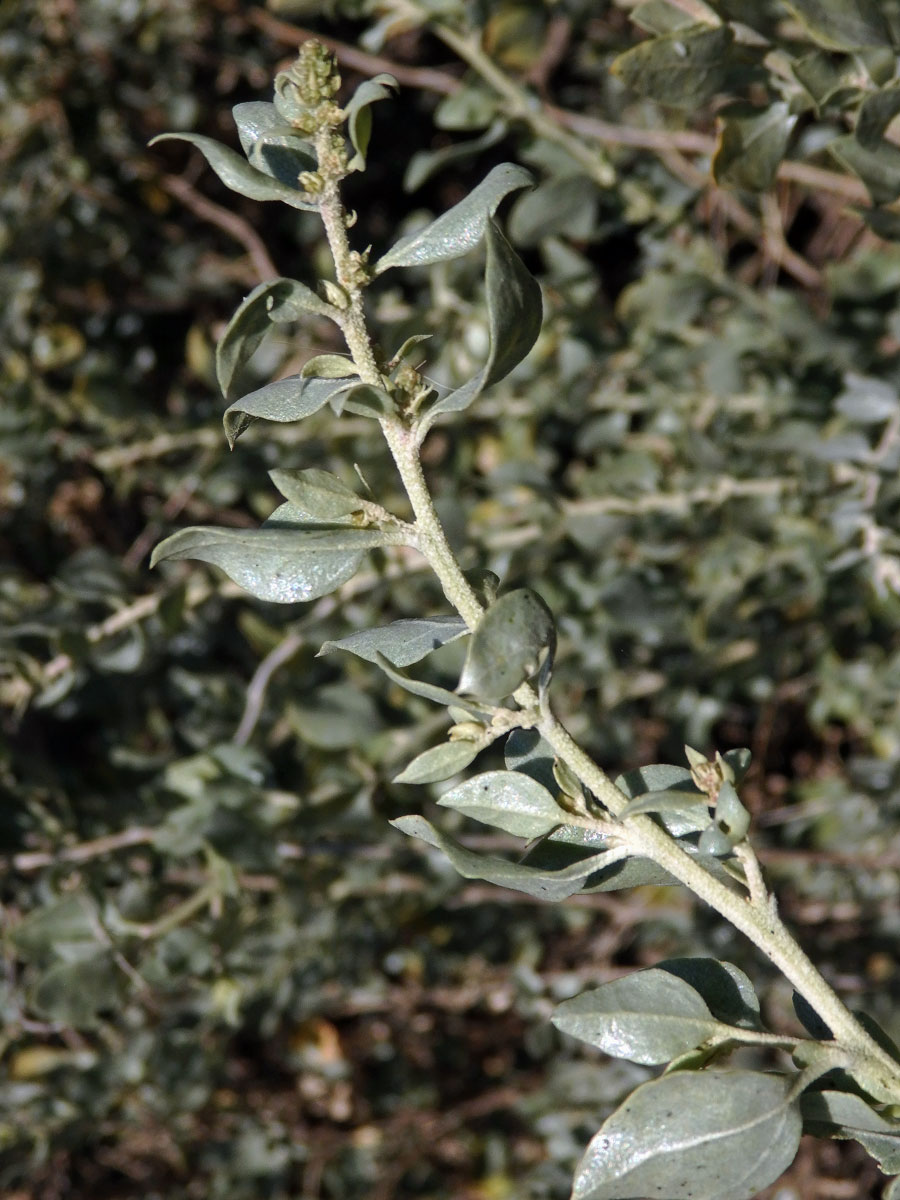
(304, 49, 900, 1103)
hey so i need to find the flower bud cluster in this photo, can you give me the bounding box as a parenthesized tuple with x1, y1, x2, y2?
(274, 40, 342, 135)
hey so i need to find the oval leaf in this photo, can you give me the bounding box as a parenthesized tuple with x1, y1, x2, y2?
(552, 968, 721, 1065)
(149, 132, 317, 210)
(374, 163, 533, 274)
(458, 588, 555, 701)
(610, 26, 735, 109)
(318, 616, 469, 667)
(268, 468, 361, 519)
(420, 219, 543, 433)
(657, 958, 762, 1029)
(573, 1069, 802, 1200)
(224, 375, 349, 447)
(150, 525, 393, 604)
(394, 740, 481, 784)
(437, 769, 563, 838)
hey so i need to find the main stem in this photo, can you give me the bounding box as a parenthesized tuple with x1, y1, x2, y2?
(316, 131, 900, 1101)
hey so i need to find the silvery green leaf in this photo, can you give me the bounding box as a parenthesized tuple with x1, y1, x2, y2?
(573, 1069, 802, 1200)
(149, 133, 317, 209)
(300, 353, 357, 379)
(615, 762, 708, 836)
(552, 969, 723, 1065)
(217, 278, 336, 400)
(231, 101, 317, 185)
(620, 787, 709, 820)
(394, 740, 481, 784)
(332, 382, 396, 418)
(714, 778, 750, 843)
(150, 525, 393, 604)
(268, 469, 361, 520)
(374, 163, 533, 274)
(390, 815, 616, 901)
(318, 616, 469, 667)
(344, 73, 397, 171)
(801, 1090, 900, 1174)
(420, 219, 542, 434)
(458, 588, 555, 701)
(373, 654, 488, 716)
(533, 827, 743, 894)
(232, 102, 283, 154)
(698, 823, 736, 857)
(505, 728, 557, 793)
(616, 762, 695, 798)
(437, 769, 564, 839)
(388, 332, 432, 366)
(657, 958, 762, 1029)
(224, 376, 350, 448)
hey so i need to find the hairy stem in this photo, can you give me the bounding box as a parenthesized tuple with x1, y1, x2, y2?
(313, 104, 900, 1102)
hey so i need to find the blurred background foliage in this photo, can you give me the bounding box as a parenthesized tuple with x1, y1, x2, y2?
(2, 0, 900, 1196)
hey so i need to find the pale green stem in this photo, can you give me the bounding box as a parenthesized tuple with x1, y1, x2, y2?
(313, 108, 900, 1103)
(380, 419, 484, 628)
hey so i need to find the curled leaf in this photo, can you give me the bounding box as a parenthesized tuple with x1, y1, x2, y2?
(224, 375, 349, 447)
(217, 278, 337, 400)
(150, 132, 317, 210)
(458, 588, 555, 701)
(319, 616, 469, 667)
(374, 163, 533, 274)
(150, 525, 394, 604)
(344, 74, 398, 171)
(419, 220, 542, 435)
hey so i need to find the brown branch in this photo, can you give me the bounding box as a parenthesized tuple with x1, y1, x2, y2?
(12, 827, 157, 872)
(160, 173, 279, 281)
(249, 7, 869, 211)
(249, 8, 462, 96)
